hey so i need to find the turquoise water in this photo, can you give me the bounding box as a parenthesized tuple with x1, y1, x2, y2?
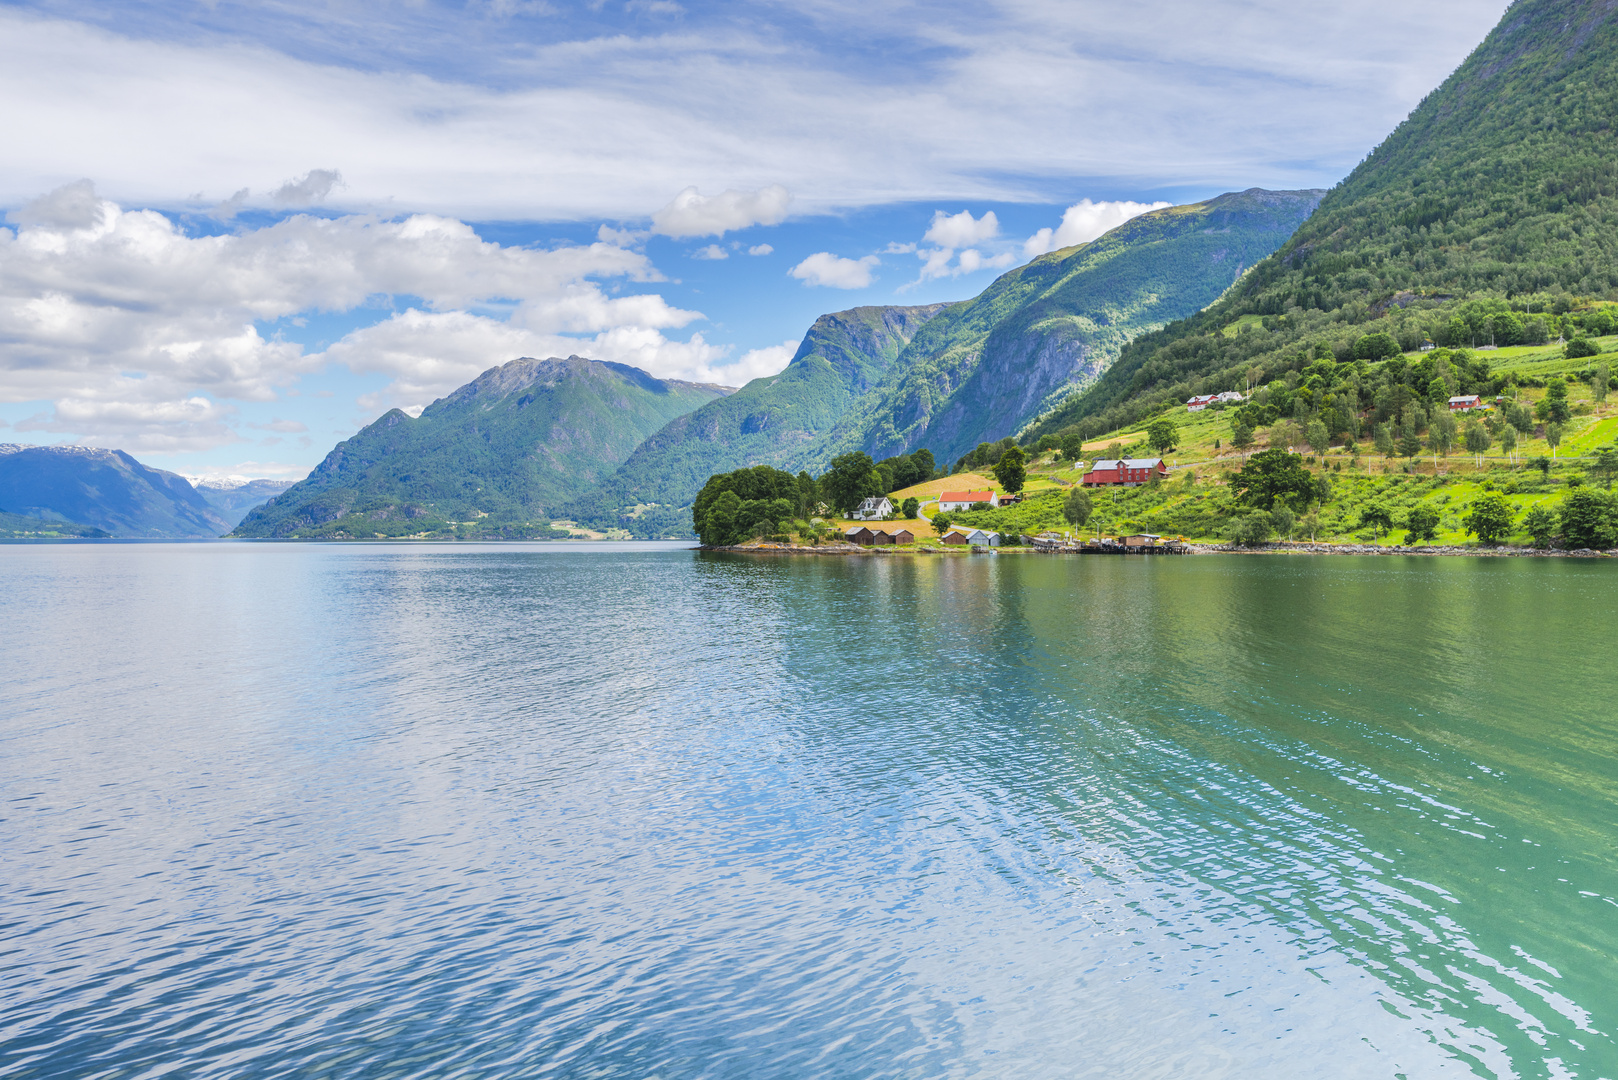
(1, 543, 1615, 1078)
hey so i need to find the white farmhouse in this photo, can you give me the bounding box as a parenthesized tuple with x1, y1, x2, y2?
(851, 496, 894, 520)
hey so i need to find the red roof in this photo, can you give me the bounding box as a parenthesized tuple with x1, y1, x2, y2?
(940, 490, 993, 503)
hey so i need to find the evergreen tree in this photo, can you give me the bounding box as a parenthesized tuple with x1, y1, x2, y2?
(993, 446, 1028, 494)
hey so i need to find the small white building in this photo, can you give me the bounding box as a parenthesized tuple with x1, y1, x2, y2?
(851, 496, 894, 520)
(937, 489, 999, 512)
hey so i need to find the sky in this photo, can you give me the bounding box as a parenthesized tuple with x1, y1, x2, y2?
(0, 0, 1512, 481)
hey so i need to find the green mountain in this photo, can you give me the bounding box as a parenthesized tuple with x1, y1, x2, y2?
(563, 305, 947, 533)
(820, 189, 1324, 467)
(1031, 0, 1618, 440)
(0, 444, 231, 538)
(233, 356, 731, 539)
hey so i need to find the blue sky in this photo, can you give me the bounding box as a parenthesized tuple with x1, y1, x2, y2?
(0, 0, 1510, 479)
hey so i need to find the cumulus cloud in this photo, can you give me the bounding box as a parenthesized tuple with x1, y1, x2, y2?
(718, 339, 797, 385)
(0, 181, 717, 446)
(692, 243, 728, 260)
(790, 252, 879, 289)
(924, 209, 1000, 248)
(652, 185, 792, 238)
(907, 208, 1015, 284)
(251, 418, 309, 433)
(747, 243, 773, 256)
(272, 168, 344, 206)
(1023, 198, 1173, 257)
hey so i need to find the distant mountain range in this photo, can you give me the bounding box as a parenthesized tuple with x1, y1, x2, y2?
(187, 477, 297, 529)
(0, 444, 231, 539)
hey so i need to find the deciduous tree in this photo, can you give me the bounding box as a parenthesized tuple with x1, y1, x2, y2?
(1464, 494, 1514, 545)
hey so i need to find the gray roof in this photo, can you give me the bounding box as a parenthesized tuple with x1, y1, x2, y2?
(1090, 458, 1166, 470)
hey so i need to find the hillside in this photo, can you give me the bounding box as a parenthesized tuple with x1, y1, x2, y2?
(562, 305, 947, 535)
(1031, 0, 1618, 442)
(233, 356, 731, 539)
(0, 444, 231, 538)
(0, 509, 110, 539)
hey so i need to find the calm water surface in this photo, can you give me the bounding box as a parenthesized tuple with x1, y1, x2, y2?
(1, 543, 1615, 1078)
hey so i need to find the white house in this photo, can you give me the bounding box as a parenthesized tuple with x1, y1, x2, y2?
(851, 496, 894, 520)
(1186, 391, 1248, 411)
(937, 489, 999, 512)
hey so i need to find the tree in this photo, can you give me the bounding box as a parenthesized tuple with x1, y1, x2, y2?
(1523, 504, 1557, 547)
(1397, 423, 1424, 462)
(1374, 423, 1395, 459)
(1062, 486, 1093, 532)
(901, 496, 920, 519)
(1566, 337, 1600, 359)
(1230, 448, 1327, 511)
(911, 448, 937, 481)
(992, 445, 1027, 494)
(1533, 455, 1552, 477)
(1354, 332, 1400, 360)
(1059, 432, 1084, 463)
(820, 452, 882, 514)
(1499, 423, 1518, 464)
(1592, 446, 1618, 489)
(1224, 511, 1274, 546)
(1464, 493, 1514, 545)
(1546, 423, 1563, 460)
(1037, 434, 1061, 454)
(1592, 362, 1610, 409)
(1360, 503, 1394, 538)
(700, 490, 742, 546)
(1231, 416, 1255, 453)
(1298, 508, 1322, 542)
(1270, 504, 1296, 539)
(1464, 422, 1491, 466)
(1306, 418, 1330, 456)
(1404, 506, 1441, 545)
(1147, 418, 1179, 454)
(1536, 378, 1571, 424)
(1560, 488, 1618, 548)
(1428, 411, 1457, 463)
(931, 512, 953, 537)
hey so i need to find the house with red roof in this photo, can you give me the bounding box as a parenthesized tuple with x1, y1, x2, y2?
(936, 489, 999, 511)
(1081, 458, 1168, 487)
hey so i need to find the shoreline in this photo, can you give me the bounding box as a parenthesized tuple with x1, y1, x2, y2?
(705, 540, 1617, 559)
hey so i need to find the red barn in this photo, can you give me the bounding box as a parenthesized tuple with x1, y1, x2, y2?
(1081, 458, 1169, 487)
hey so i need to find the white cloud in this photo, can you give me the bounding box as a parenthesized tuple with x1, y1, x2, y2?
(692, 243, 729, 260)
(1023, 198, 1173, 257)
(790, 252, 879, 289)
(907, 209, 1016, 283)
(747, 243, 773, 256)
(0, 181, 709, 446)
(651, 185, 792, 238)
(923, 209, 999, 248)
(14, 395, 241, 454)
(716, 339, 798, 385)
(251, 418, 309, 433)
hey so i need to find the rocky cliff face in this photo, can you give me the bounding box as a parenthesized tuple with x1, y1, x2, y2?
(810, 188, 1325, 466)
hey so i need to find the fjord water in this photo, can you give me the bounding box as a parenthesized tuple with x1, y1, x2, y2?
(2, 545, 1614, 1079)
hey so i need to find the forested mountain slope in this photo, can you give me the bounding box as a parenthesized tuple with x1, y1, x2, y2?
(1030, 0, 1618, 442)
(233, 356, 730, 539)
(819, 188, 1324, 466)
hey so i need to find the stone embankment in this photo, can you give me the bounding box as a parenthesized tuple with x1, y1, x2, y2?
(1190, 541, 1616, 558)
